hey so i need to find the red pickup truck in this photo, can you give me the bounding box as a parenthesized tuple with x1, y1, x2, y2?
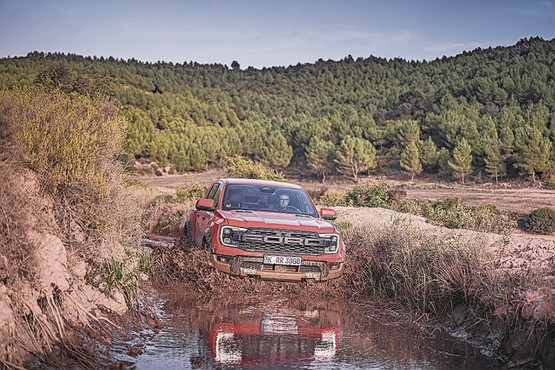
(185, 178, 345, 282)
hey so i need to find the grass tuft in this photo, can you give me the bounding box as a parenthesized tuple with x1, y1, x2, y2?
(343, 220, 535, 317)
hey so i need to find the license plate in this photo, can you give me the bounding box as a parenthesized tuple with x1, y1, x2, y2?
(264, 255, 302, 266)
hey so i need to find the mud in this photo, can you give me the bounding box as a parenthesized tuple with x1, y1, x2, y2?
(149, 245, 346, 298)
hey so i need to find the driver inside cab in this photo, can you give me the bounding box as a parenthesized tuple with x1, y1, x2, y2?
(270, 193, 291, 212)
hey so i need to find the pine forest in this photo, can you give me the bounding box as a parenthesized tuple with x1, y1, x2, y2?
(1, 37, 554, 183)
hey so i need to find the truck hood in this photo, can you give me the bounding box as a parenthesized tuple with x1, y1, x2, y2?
(217, 210, 336, 233)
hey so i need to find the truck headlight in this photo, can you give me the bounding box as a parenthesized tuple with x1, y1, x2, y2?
(319, 233, 340, 254)
(220, 226, 247, 247)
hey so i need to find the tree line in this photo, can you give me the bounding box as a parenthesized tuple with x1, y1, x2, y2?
(0, 36, 554, 183)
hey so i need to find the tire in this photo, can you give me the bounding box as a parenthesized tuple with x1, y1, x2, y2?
(185, 220, 194, 246)
(202, 230, 213, 251)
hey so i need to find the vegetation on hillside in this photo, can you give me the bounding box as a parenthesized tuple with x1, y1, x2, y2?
(1, 37, 554, 183)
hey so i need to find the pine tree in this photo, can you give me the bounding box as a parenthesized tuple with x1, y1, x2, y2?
(418, 137, 439, 170)
(448, 138, 473, 184)
(476, 115, 498, 156)
(498, 124, 514, 155)
(396, 119, 420, 146)
(335, 136, 377, 182)
(305, 137, 335, 183)
(260, 131, 293, 167)
(437, 147, 452, 177)
(400, 142, 422, 182)
(483, 141, 506, 185)
(514, 126, 553, 184)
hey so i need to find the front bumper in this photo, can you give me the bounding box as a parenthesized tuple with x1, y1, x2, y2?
(210, 254, 344, 282)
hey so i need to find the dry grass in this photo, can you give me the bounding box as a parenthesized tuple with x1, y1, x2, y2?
(342, 219, 536, 316)
(340, 220, 555, 364)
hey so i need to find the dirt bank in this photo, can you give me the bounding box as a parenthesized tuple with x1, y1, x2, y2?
(335, 206, 555, 272)
(0, 165, 147, 369)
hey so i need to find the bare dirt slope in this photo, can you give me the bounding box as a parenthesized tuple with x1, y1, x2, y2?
(1, 167, 131, 367)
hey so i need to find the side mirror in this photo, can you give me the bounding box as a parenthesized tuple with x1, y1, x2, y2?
(320, 207, 337, 221)
(196, 198, 215, 212)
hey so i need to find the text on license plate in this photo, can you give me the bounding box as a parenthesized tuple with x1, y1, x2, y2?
(264, 255, 302, 266)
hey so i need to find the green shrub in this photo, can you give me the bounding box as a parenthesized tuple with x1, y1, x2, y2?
(99, 252, 139, 307)
(318, 191, 348, 207)
(174, 184, 207, 202)
(470, 204, 514, 235)
(422, 198, 515, 234)
(139, 249, 158, 274)
(397, 198, 423, 214)
(345, 180, 394, 208)
(153, 194, 174, 203)
(0, 88, 125, 198)
(422, 198, 467, 229)
(224, 155, 285, 181)
(523, 208, 555, 234)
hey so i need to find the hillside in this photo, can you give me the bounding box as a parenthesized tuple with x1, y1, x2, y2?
(1, 37, 554, 183)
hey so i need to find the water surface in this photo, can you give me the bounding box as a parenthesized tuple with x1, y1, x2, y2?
(135, 291, 497, 369)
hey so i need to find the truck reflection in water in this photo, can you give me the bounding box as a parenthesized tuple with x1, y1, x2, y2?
(192, 303, 342, 368)
(134, 292, 498, 370)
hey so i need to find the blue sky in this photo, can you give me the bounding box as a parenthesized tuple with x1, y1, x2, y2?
(1, 0, 554, 68)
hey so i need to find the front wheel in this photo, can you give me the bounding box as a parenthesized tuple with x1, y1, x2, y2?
(185, 220, 194, 247)
(202, 230, 214, 251)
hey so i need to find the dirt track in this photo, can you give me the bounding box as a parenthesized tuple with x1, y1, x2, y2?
(404, 187, 554, 213)
(138, 170, 555, 214)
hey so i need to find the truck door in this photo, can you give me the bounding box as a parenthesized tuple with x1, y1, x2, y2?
(195, 182, 222, 246)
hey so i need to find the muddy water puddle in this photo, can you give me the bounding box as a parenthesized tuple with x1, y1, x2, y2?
(130, 287, 498, 369)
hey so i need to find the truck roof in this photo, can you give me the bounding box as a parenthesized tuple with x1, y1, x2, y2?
(220, 178, 303, 190)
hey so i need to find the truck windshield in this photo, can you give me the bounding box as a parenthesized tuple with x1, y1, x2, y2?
(221, 184, 318, 218)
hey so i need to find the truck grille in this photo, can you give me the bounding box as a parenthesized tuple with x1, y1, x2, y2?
(236, 228, 328, 256)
